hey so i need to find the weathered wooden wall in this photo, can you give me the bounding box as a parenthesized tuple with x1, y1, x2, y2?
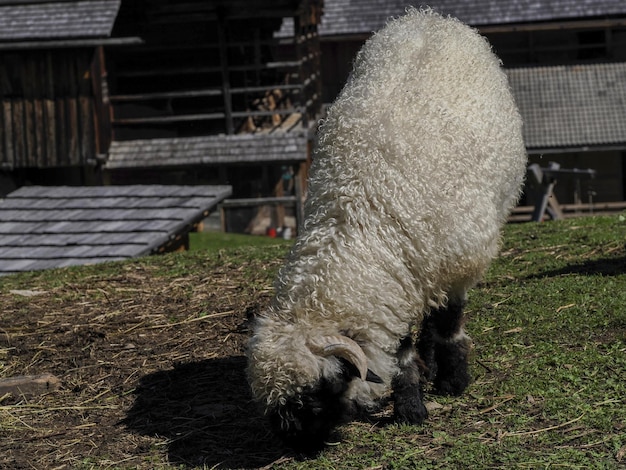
(0, 50, 97, 169)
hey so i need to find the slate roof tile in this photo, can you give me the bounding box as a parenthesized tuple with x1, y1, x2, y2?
(0, 184, 232, 275)
(302, 0, 626, 37)
(0, 0, 121, 41)
(508, 62, 626, 149)
(105, 132, 310, 169)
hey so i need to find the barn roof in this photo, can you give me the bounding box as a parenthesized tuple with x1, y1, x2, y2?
(508, 62, 626, 151)
(0, 0, 121, 42)
(0, 184, 232, 275)
(278, 0, 626, 37)
(311, 0, 626, 37)
(105, 132, 309, 169)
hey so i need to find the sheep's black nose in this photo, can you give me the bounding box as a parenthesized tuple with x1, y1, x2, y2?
(268, 374, 351, 454)
(268, 404, 331, 455)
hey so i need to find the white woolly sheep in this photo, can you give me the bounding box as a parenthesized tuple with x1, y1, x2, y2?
(247, 8, 527, 452)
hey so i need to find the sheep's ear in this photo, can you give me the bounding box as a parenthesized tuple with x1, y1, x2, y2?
(307, 335, 369, 381)
(337, 357, 383, 383)
(365, 369, 384, 383)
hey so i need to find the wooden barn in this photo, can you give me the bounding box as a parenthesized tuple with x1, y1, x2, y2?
(3, 0, 626, 230)
(0, 0, 126, 184)
(0, 0, 323, 234)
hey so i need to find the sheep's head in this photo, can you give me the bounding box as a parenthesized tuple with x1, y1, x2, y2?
(247, 324, 381, 453)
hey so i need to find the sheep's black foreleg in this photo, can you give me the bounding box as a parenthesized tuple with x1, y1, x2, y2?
(393, 337, 428, 424)
(417, 300, 471, 396)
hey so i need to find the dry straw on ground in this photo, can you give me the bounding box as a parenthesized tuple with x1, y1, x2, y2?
(1, 256, 289, 469)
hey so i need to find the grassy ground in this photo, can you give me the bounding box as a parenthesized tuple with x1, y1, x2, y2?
(1, 215, 625, 469)
(189, 231, 293, 252)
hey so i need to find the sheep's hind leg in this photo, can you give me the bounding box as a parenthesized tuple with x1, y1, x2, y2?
(417, 299, 472, 396)
(392, 337, 428, 424)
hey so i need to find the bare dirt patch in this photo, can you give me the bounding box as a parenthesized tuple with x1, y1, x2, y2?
(0, 254, 287, 469)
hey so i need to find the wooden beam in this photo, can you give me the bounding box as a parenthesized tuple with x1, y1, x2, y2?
(478, 18, 626, 34)
(528, 163, 565, 222)
(117, 36, 294, 54)
(115, 60, 303, 78)
(112, 113, 226, 125)
(2, 101, 14, 170)
(91, 46, 112, 155)
(0, 37, 143, 51)
(0, 374, 61, 397)
(217, 14, 234, 135)
(111, 108, 304, 125)
(110, 84, 303, 103)
(221, 196, 298, 208)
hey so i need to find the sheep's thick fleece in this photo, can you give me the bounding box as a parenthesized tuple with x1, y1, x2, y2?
(248, 8, 526, 419)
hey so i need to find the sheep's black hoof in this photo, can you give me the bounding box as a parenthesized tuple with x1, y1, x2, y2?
(434, 372, 470, 396)
(394, 393, 428, 425)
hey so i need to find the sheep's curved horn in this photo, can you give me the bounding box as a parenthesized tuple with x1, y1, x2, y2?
(308, 335, 369, 381)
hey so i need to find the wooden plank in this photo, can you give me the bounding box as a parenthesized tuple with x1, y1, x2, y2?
(79, 97, 95, 163)
(109, 133, 307, 150)
(24, 99, 36, 167)
(0, 208, 197, 222)
(220, 196, 297, 208)
(112, 113, 225, 125)
(562, 201, 626, 211)
(34, 99, 46, 167)
(55, 98, 67, 165)
(217, 17, 234, 134)
(12, 101, 25, 167)
(111, 143, 305, 158)
(111, 89, 224, 102)
(0, 244, 143, 260)
(0, 37, 143, 52)
(0, 219, 178, 235)
(117, 57, 304, 78)
(0, 232, 160, 247)
(0, 374, 61, 397)
(112, 108, 303, 126)
(109, 137, 308, 156)
(66, 98, 79, 165)
(110, 85, 302, 102)
(509, 201, 626, 222)
(0, 100, 6, 169)
(45, 99, 57, 165)
(1, 195, 225, 210)
(116, 65, 217, 78)
(114, 37, 288, 55)
(90, 46, 112, 153)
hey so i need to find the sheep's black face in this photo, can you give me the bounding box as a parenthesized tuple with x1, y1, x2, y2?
(268, 366, 354, 454)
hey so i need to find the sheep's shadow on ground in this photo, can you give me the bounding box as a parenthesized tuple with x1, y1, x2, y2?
(123, 356, 286, 469)
(525, 255, 626, 279)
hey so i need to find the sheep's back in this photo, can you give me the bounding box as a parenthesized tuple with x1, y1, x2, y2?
(312, 8, 526, 286)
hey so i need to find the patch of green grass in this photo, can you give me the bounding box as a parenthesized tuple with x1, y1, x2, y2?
(0, 232, 293, 294)
(189, 230, 293, 252)
(276, 216, 626, 469)
(1, 216, 625, 468)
